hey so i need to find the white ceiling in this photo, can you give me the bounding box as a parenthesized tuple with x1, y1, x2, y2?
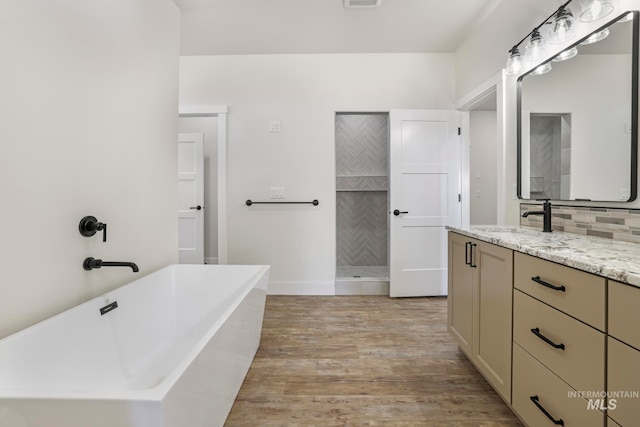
(175, 0, 501, 55)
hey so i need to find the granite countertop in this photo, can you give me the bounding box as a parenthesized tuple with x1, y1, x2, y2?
(446, 225, 640, 288)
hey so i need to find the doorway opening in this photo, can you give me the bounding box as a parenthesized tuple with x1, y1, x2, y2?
(335, 112, 390, 295)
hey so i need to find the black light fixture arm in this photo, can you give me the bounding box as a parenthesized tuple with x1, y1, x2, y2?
(508, 0, 574, 54)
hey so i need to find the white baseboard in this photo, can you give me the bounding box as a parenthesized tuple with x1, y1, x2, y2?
(267, 281, 335, 295)
(204, 257, 218, 265)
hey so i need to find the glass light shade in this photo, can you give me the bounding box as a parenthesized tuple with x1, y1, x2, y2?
(549, 7, 576, 44)
(580, 28, 610, 44)
(524, 29, 548, 62)
(552, 47, 578, 62)
(531, 62, 552, 75)
(506, 48, 523, 75)
(580, 0, 614, 22)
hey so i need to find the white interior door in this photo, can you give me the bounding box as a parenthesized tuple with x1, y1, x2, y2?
(178, 133, 204, 264)
(389, 110, 461, 297)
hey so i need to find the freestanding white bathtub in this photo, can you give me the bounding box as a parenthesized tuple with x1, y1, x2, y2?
(0, 264, 269, 427)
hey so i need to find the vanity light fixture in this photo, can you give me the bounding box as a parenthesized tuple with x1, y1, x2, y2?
(580, 27, 610, 44)
(524, 28, 548, 62)
(549, 6, 576, 44)
(506, 47, 524, 75)
(553, 46, 579, 62)
(531, 62, 552, 75)
(505, 0, 573, 75)
(579, 0, 614, 22)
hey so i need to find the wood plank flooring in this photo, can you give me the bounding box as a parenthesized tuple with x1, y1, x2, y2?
(225, 296, 523, 426)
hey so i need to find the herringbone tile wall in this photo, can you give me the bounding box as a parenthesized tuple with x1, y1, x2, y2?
(335, 113, 389, 269)
(336, 114, 388, 177)
(337, 191, 388, 266)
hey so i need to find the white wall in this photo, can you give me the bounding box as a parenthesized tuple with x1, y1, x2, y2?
(0, 0, 180, 338)
(470, 111, 498, 224)
(179, 54, 454, 293)
(178, 117, 219, 263)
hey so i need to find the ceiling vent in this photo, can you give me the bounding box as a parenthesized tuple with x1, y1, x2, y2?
(343, 0, 381, 8)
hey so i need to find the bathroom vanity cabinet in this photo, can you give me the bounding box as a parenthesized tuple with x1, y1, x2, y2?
(447, 228, 640, 427)
(607, 280, 640, 427)
(447, 232, 513, 402)
(512, 253, 606, 427)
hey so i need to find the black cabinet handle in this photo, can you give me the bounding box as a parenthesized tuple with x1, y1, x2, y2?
(531, 276, 566, 292)
(530, 395, 564, 425)
(465, 242, 471, 266)
(469, 243, 477, 268)
(393, 209, 409, 216)
(531, 327, 565, 350)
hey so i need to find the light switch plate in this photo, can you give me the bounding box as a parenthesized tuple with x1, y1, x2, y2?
(269, 121, 281, 133)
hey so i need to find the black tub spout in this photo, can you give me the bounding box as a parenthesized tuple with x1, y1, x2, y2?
(83, 257, 139, 272)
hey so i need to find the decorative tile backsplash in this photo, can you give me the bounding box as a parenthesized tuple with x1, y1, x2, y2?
(520, 203, 640, 244)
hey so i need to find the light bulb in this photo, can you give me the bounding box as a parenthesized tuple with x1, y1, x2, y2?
(506, 47, 523, 75)
(580, 28, 610, 45)
(580, 0, 614, 22)
(552, 47, 578, 62)
(549, 7, 576, 44)
(531, 63, 552, 75)
(524, 29, 548, 62)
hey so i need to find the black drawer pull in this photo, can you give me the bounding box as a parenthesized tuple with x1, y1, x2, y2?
(465, 242, 471, 266)
(470, 243, 477, 268)
(531, 328, 565, 350)
(530, 395, 564, 425)
(531, 276, 566, 292)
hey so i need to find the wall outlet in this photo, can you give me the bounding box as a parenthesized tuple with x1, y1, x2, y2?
(269, 186, 285, 199)
(269, 121, 281, 133)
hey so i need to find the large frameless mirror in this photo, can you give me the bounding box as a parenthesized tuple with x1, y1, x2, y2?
(517, 11, 638, 201)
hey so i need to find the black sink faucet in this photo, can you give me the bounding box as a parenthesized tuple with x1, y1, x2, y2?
(522, 199, 552, 232)
(83, 257, 139, 272)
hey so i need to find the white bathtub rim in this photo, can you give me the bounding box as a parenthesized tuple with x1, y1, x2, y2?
(0, 264, 269, 401)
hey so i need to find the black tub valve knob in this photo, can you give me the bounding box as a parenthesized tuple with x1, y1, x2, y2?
(79, 216, 107, 242)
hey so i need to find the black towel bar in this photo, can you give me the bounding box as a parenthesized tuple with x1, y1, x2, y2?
(246, 199, 319, 206)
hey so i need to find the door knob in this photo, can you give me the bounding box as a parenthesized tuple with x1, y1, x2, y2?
(393, 209, 408, 216)
(190, 205, 203, 211)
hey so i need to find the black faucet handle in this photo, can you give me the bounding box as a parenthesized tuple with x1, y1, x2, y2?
(79, 216, 107, 242)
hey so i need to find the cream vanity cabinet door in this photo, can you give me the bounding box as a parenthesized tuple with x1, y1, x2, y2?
(448, 232, 513, 402)
(472, 239, 513, 402)
(608, 280, 640, 427)
(448, 232, 474, 355)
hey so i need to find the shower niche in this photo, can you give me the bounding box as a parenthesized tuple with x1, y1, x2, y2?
(335, 113, 389, 295)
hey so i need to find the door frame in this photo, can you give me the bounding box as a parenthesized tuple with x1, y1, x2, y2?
(178, 105, 229, 264)
(454, 70, 507, 225)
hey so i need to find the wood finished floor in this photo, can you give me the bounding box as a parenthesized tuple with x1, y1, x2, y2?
(225, 296, 523, 426)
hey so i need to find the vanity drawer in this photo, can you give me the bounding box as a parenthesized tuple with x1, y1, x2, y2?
(607, 337, 640, 427)
(514, 290, 605, 392)
(514, 252, 605, 330)
(513, 343, 604, 427)
(608, 280, 640, 350)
